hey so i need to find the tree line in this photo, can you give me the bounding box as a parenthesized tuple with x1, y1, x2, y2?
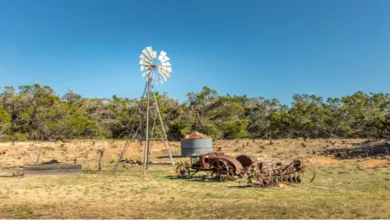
(1, 84, 389, 141)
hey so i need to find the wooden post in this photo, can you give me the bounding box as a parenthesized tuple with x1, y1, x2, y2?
(98, 149, 105, 171)
(35, 149, 42, 165)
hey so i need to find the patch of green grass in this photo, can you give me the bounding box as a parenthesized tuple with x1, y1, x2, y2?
(42, 204, 56, 209)
(1, 158, 390, 218)
(7, 204, 34, 218)
(140, 186, 152, 191)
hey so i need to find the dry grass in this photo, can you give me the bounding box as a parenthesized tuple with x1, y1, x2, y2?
(0, 139, 389, 218)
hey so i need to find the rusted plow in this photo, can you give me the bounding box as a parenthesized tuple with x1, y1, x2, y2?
(176, 152, 315, 187)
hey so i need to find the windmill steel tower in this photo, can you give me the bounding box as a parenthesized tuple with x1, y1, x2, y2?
(113, 46, 174, 174)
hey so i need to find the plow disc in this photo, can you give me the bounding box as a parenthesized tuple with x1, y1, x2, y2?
(249, 170, 274, 187)
(264, 159, 316, 186)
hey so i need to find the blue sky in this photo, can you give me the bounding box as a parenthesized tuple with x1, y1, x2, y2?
(0, 0, 389, 104)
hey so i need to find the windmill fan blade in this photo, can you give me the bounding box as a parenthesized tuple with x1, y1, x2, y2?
(158, 67, 165, 76)
(140, 55, 152, 64)
(146, 46, 154, 60)
(153, 51, 157, 59)
(158, 51, 167, 60)
(139, 53, 150, 61)
(158, 66, 165, 72)
(159, 70, 167, 80)
(159, 68, 169, 79)
(160, 56, 170, 63)
(161, 66, 171, 73)
(142, 56, 152, 63)
(141, 65, 151, 71)
(161, 65, 170, 69)
(161, 61, 171, 67)
(140, 59, 151, 65)
(142, 49, 152, 60)
(162, 66, 172, 72)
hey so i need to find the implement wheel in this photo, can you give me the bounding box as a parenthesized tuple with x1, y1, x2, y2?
(210, 159, 235, 181)
(176, 163, 191, 179)
(298, 159, 316, 183)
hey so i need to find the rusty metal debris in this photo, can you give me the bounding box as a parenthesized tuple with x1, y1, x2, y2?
(176, 152, 316, 187)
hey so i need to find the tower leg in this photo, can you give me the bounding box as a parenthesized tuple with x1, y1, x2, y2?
(143, 80, 151, 173)
(113, 82, 147, 174)
(151, 90, 175, 165)
(148, 106, 158, 163)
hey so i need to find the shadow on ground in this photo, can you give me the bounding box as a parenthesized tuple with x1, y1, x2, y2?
(156, 155, 184, 159)
(83, 170, 116, 174)
(227, 185, 261, 189)
(165, 175, 227, 183)
(322, 141, 390, 159)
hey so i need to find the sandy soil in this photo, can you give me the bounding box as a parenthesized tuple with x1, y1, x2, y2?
(0, 139, 389, 218)
(1, 138, 389, 172)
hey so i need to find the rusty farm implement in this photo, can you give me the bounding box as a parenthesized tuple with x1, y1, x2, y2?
(175, 152, 316, 187)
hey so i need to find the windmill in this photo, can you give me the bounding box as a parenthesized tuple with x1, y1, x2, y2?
(113, 46, 174, 174)
(140, 47, 172, 85)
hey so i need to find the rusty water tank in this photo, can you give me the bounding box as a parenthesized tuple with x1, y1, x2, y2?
(181, 132, 213, 157)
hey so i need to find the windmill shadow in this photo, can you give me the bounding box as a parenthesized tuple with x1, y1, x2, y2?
(227, 185, 257, 189)
(165, 175, 225, 183)
(82, 170, 116, 175)
(322, 141, 390, 159)
(156, 155, 183, 159)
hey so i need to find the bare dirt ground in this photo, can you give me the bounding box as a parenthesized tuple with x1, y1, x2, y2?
(0, 139, 389, 218)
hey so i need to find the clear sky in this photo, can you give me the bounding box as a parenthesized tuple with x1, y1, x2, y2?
(0, 0, 389, 104)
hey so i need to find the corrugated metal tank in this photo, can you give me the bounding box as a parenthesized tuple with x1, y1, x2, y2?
(181, 132, 213, 157)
